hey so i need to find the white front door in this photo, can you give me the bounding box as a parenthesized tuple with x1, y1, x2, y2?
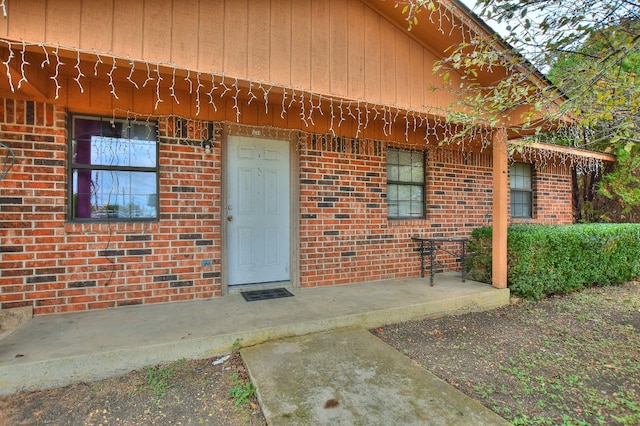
(227, 135, 290, 286)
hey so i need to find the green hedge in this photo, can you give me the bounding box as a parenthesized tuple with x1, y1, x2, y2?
(467, 224, 640, 299)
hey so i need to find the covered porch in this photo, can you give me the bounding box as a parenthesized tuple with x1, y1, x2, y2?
(0, 275, 509, 396)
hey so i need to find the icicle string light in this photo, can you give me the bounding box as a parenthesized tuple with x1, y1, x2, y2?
(207, 72, 218, 112)
(232, 78, 240, 122)
(126, 58, 139, 90)
(51, 45, 63, 100)
(0, 35, 608, 172)
(185, 69, 193, 94)
(154, 64, 163, 110)
(143, 62, 153, 88)
(169, 66, 179, 104)
(18, 41, 30, 91)
(108, 57, 118, 99)
(195, 72, 203, 116)
(93, 52, 102, 76)
(2, 41, 14, 93)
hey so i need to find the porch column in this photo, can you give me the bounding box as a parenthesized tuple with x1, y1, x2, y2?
(491, 129, 508, 289)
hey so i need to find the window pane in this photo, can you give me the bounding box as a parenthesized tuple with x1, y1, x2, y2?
(89, 137, 157, 167)
(386, 148, 425, 219)
(398, 201, 411, 217)
(387, 164, 399, 181)
(387, 149, 398, 164)
(411, 164, 424, 183)
(398, 184, 411, 201)
(511, 190, 532, 218)
(510, 163, 532, 190)
(387, 184, 398, 201)
(399, 164, 412, 182)
(73, 170, 157, 219)
(398, 150, 412, 166)
(73, 135, 157, 167)
(411, 185, 423, 201)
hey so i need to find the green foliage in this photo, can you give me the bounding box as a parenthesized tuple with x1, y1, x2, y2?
(467, 226, 493, 283)
(142, 358, 186, 404)
(228, 373, 256, 406)
(398, 0, 640, 216)
(468, 224, 640, 299)
(599, 147, 640, 213)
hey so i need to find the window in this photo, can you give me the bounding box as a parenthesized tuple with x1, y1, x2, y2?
(510, 162, 533, 218)
(386, 148, 425, 219)
(70, 116, 158, 221)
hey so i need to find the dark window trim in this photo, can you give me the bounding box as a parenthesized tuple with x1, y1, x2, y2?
(386, 147, 427, 220)
(510, 162, 534, 219)
(67, 114, 160, 223)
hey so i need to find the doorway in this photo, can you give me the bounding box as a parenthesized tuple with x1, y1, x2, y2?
(226, 135, 291, 286)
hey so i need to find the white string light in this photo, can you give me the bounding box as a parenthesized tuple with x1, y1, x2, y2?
(169, 66, 179, 104)
(3, 41, 14, 93)
(51, 45, 63, 99)
(127, 58, 139, 89)
(0, 35, 607, 172)
(280, 88, 288, 119)
(143, 62, 153, 88)
(261, 83, 272, 114)
(219, 74, 230, 97)
(154, 64, 163, 110)
(40, 44, 50, 69)
(185, 69, 193, 94)
(247, 81, 257, 105)
(108, 57, 118, 99)
(232, 78, 240, 122)
(18, 41, 30, 90)
(207, 72, 218, 112)
(299, 90, 308, 127)
(195, 71, 203, 116)
(93, 51, 103, 76)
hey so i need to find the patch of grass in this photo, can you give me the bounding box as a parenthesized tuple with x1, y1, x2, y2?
(382, 283, 640, 426)
(142, 358, 186, 404)
(229, 372, 256, 406)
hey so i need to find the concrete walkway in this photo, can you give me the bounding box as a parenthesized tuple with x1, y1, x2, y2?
(242, 328, 511, 425)
(0, 275, 509, 422)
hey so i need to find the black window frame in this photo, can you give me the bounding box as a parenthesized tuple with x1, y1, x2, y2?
(68, 115, 160, 223)
(386, 147, 426, 220)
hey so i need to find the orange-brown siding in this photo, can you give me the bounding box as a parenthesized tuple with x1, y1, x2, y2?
(0, 0, 458, 113)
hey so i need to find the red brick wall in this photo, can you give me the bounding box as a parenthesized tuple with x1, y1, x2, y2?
(298, 137, 495, 287)
(0, 97, 574, 314)
(0, 99, 222, 314)
(530, 164, 574, 224)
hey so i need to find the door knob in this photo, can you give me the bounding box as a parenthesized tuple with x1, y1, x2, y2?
(227, 215, 233, 222)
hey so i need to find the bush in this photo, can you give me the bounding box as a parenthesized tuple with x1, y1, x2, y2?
(467, 224, 640, 299)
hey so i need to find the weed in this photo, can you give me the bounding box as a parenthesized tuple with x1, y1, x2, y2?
(142, 358, 186, 404)
(474, 383, 496, 398)
(229, 372, 256, 406)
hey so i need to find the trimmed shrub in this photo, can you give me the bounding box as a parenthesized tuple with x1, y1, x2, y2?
(467, 224, 640, 299)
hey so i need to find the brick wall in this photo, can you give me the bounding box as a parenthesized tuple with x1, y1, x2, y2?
(0, 99, 222, 314)
(529, 163, 573, 224)
(298, 136, 496, 287)
(0, 96, 574, 314)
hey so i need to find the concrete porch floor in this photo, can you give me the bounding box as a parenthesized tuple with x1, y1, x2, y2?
(0, 275, 509, 396)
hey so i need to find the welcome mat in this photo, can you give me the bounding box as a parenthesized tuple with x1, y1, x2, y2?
(241, 288, 294, 302)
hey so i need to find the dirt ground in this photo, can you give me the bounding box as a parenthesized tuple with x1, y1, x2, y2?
(0, 351, 266, 425)
(375, 281, 640, 425)
(1, 281, 638, 425)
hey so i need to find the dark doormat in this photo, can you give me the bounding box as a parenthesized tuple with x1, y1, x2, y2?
(241, 288, 294, 302)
